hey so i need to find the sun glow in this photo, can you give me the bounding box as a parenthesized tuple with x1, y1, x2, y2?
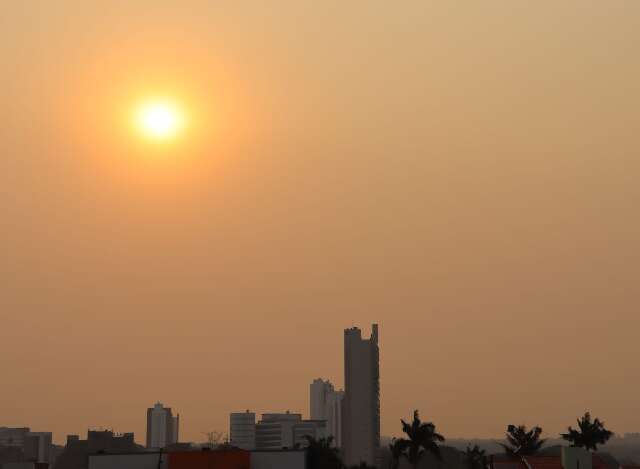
(134, 99, 185, 141)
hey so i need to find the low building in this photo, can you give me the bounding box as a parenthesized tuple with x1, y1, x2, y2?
(230, 411, 256, 450)
(0, 428, 31, 448)
(251, 450, 306, 469)
(256, 413, 302, 450)
(24, 432, 53, 464)
(169, 449, 250, 469)
(0, 428, 53, 466)
(87, 448, 306, 469)
(292, 420, 327, 448)
(55, 430, 142, 469)
(255, 413, 326, 450)
(88, 452, 166, 469)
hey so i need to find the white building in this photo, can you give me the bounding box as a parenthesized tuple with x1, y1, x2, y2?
(256, 412, 301, 450)
(342, 324, 380, 467)
(146, 402, 179, 449)
(255, 412, 325, 450)
(309, 379, 343, 447)
(230, 411, 256, 450)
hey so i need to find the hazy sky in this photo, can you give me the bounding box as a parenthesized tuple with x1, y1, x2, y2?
(2, 1, 639, 445)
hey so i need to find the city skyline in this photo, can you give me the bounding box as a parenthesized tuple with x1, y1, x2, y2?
(1, 319, 639, 446)
(2, 322, 637, 449)
(2, 0, 639, 451)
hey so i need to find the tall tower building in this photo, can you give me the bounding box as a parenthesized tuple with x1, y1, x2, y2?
(146, 402, 179, 448)
(342, 324, 380, 467)
(310, 379, 344, 447)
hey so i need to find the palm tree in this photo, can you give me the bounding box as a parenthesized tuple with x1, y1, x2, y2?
(304, 435, 344, 469)
(466, 445, 488, 469)
(398, 410, 446, 469)
(561, 413, 613, 452)
(501, 425, 546, 456)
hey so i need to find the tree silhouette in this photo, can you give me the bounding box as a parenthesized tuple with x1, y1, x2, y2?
(501, 425, 546, 456)
(202, 431, 227, 448)
(561, 413, 613, 452)
(304, 435, 344, 469)
(396, 410, 445, 469)
(390, 438, 410, 469)
(466, 445, 488, 469)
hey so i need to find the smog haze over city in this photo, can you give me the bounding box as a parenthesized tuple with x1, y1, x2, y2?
(1, 0, 638, 460)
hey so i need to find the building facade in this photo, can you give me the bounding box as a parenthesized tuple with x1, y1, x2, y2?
(342, 324, 380, 467)
(230, 411, 256, 450)
(309, 379, 343, 447)
(0, 428, 31, 448)
(292, 420, 327, 448)
(55, 430, 139, 469)
(146, 402, 179, 449)
(255, 413, 325, 451)
(0, 428, 53, 465)
(255, 413, 301, 450)
(24, 432, 53, 463)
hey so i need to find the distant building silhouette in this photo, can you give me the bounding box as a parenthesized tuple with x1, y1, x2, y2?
(0, 428, 54, 465)
(255, 412, 326, 450)
(310, 378, 344, 447)
(342, 324, 380, 467)
(230, 411, 256, 450)
(292, 420, 327, 448)
(55, 430, 141, 469)
(146, 402, 179, 449)
(0, 428, 31, 449)
(24, 432, 52, 464)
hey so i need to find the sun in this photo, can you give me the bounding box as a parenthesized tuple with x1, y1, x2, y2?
(134, 99, 185, 141)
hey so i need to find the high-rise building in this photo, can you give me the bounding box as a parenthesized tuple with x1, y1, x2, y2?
(342, 324, 380, 467)
(310, 379, 344, 447)
(146, 402, 179, 448)
(171, 415, 180, 445)
(230, 411, 256, 450)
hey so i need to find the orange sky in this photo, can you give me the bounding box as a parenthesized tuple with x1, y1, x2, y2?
(1, 1, 639, 445)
